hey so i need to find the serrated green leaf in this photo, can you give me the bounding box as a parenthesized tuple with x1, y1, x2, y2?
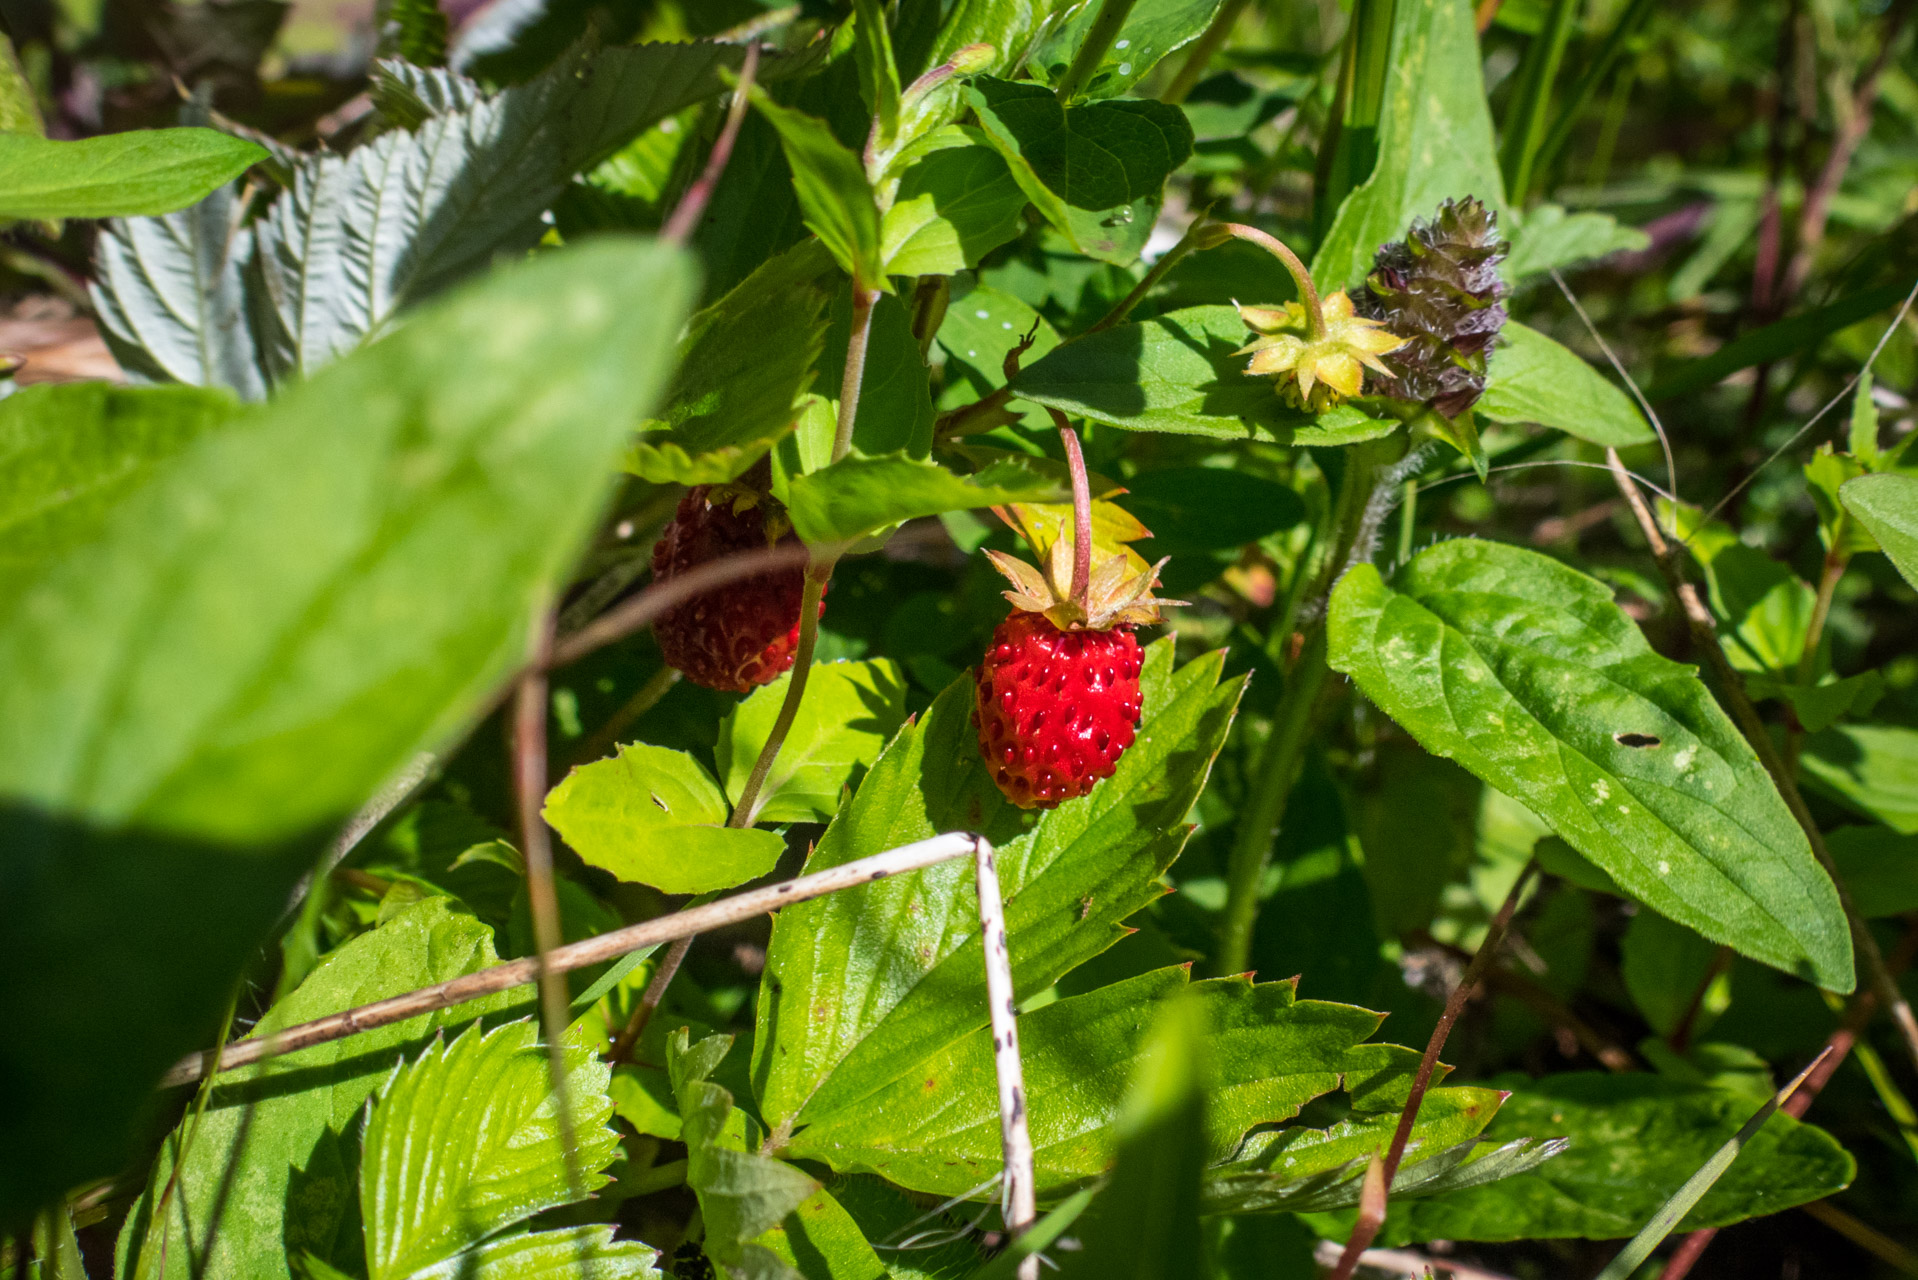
(1800, 723, 1918, 834)
(852, 0, 903, 144)
(1842, 472, 1918, 591)
(967, 77, 1192, 266)
(2, 239, 695, 1217)
(753, 645, 1245, 1137)
(1326, 538, 1853, 990)
(718, 660, 909, 825)
(117, 901, 530, 1280)
(1311, 0, 1509, 292)
(630, 241, 834, 485)
(1501, 204, 1648, 283)
(880, 135, 1029, 277)
(361, 1020, 623, 1279)
(1477, 322, 1654, 447)
(1030, 0, 1229, 101)
(1010, 304, 1397, 442)
(785, 454, 1069, 545)
(412, 1225, 661, 1278)
(1359, 1073, 1855, 1243)
(0, 128, 264, 220)
(752, 89, 886, 290)
(544, 743, 785, 893)
(0, 383, 237, 577)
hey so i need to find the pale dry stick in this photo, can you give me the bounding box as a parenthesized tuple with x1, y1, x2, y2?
(551, 543, 812, 669)
(660, 43, 760, 245)
(1312, 1239, 1524, 1280)
(1328, 861, 1541, 1280)
(971, 837, 1037, 1280)
(162, 833, 984, 1087)
(1604, 449, 1918, 1074)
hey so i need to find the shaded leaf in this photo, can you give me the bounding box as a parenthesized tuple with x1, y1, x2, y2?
(1501, 204, 1648, 283)
(937, 282, 1062, 379)
(785, 454, 1068, 545)
(1010, 305, 1397, 442)
(1800, 723, 1918, 834)
(1827, 826, 1918, 918)
(1120, 467, 1307, 554)
(880, 133, 1029, 277)
(1326, 538, 1852, 990)
(0, 240, 695, 1216)
(752, 89, 885, 289)
(1648, 279, 1915, 403)
(1477, 322, 1654, 447)
(0, 128, 263, 220)
(1031, 0, 1229, 101)
(718, 660, 909, 825)
(1842, 472, 1918, 591)
(544, 744, 785, 894)
(809, 292, 936, 467)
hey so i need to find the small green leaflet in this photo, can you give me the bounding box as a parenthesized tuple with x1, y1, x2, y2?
(1010, 304, 1398, 443)
(1327, 538, 1853, 991)
(716, 660, 909, 824)
(0, 128, 264, 220)
(544, 743, 784, 894)
(360, 1021, 641, 1280)
(116, 900, 531, 1280)
(1030, 0, 1230, 101)
(1311, 0, 1510, 291)
(1477, 322, 1654, 447)
(1501, 205, 1649, 283)
(784, 453, 1068, 545)
(1358, 1072, 1854, 1244)
(751, 89, 886, 290)
(880, 133, 1029, 277)
(967, 76, 1193, 266)
(1842, 472, 1918, 592)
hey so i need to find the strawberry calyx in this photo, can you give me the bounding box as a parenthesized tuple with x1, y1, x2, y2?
(985, 531, 1182, 632)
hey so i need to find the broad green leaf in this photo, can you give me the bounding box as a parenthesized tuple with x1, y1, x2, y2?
(1647, 278, 1914, 403)
(786, 968, 1436, 1199)
(752, 89, 885, 289)
(95, 43, 738, 393)
(116, 901, 529, 1280)
(1477, 322, 1654, 447)
(1621, 911, 1723, 1037)
(0, 382, 237, 576)
(1800, 723, 1918, 834)
(937, 282, 1062, 380)
(1688, 542, 1815, 677)
(630, 241, 835, 485)
(1030, 0, 1229, 101)
(361, 1020, 625, 1279)
(0, 32, 43, 135)
(967, 77, 1193, 266)
(1050, 995, 1209, 1280)
(1841, 472, 1918, 591)
(811, 292, 936, 466)
(784, 454, 1068, 545)
(1804, 447, 1879, 558)
(0, 239, 695, 1217)
(880, 134, 1029, 277)
(0, 128, 264, 220)
(1501, 205, 1648, 283)
(544, 744, 785, 893)
(671, 1030, 822, 1274)
(1362, 1073, 1854, 1243)
(754, 1188, 889, 1280)
(1326, 538, 1853, 990)
(1120, 467, 1307, 553)
(752, 645, 1245, 1135)
(1827, 826, 1918, 917)
(1010, 305, 1398, 442)
(1747, 670, 1883, 734)
(406, 1226, 661, 1279)
(717, 660, 909, 825)
(1311, 0, 1509, 291)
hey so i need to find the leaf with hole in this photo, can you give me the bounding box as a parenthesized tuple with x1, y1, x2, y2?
(1327, 537, 1852, 991)
(716, 660, 909, 825)
(544, 743, 785, 894)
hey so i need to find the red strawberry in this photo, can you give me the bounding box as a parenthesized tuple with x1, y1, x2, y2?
(972, 521, 1179, 809)
(975, 612, 1144, 808)
(651, 484, 818, 693)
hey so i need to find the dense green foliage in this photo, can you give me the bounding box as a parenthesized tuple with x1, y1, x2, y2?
(1, 0, 1915, 1277)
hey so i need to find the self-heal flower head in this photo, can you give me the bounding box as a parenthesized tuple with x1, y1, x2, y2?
(1235, 291, 1405, 413)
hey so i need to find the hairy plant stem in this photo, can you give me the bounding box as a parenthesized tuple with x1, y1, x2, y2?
(1214, 441, 1388, 976)
(1046, 408, 1095, 611)
(1604, 449, 1918, 1074)
(511, 613, 584, 1198)
(1328, 860, 1541, 1280)
(731, 566, 831, 829)
(836, 283, 882, 458)
(1222, 223, 1324, 338)
(661, 43, 759, 245)
(1053, 0, 1139, 102)
(1162, 0, 1250, 103)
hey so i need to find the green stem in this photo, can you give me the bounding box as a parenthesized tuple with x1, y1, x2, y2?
(835, 285, 882, 460)
(1160, 0, 1251, 103)
(1396, 478, 1418, 564)
(1088, 218, 1231, 333)
(1221, 223, 1324, 339)
(1498, 0, 1579, 201)
(1795, 548, 1847, 689)
(1053, 0, 1140, 102)
(1532, 0, 1656, 184)
(730, 564, 831, 828)
(1315, 0, 1397, 236)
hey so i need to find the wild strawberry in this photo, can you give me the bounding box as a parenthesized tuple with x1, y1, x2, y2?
(650, 483, 818, 693)
(973, 528, 1179, 809)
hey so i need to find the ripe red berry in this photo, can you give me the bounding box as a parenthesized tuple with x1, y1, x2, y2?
(651, 485, 818, 693)
(975, 611, 1144, 809)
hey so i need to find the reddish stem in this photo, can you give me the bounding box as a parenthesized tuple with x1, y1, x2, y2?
(662, 43, 760, 246)
(1048, 408, 1094, 614)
